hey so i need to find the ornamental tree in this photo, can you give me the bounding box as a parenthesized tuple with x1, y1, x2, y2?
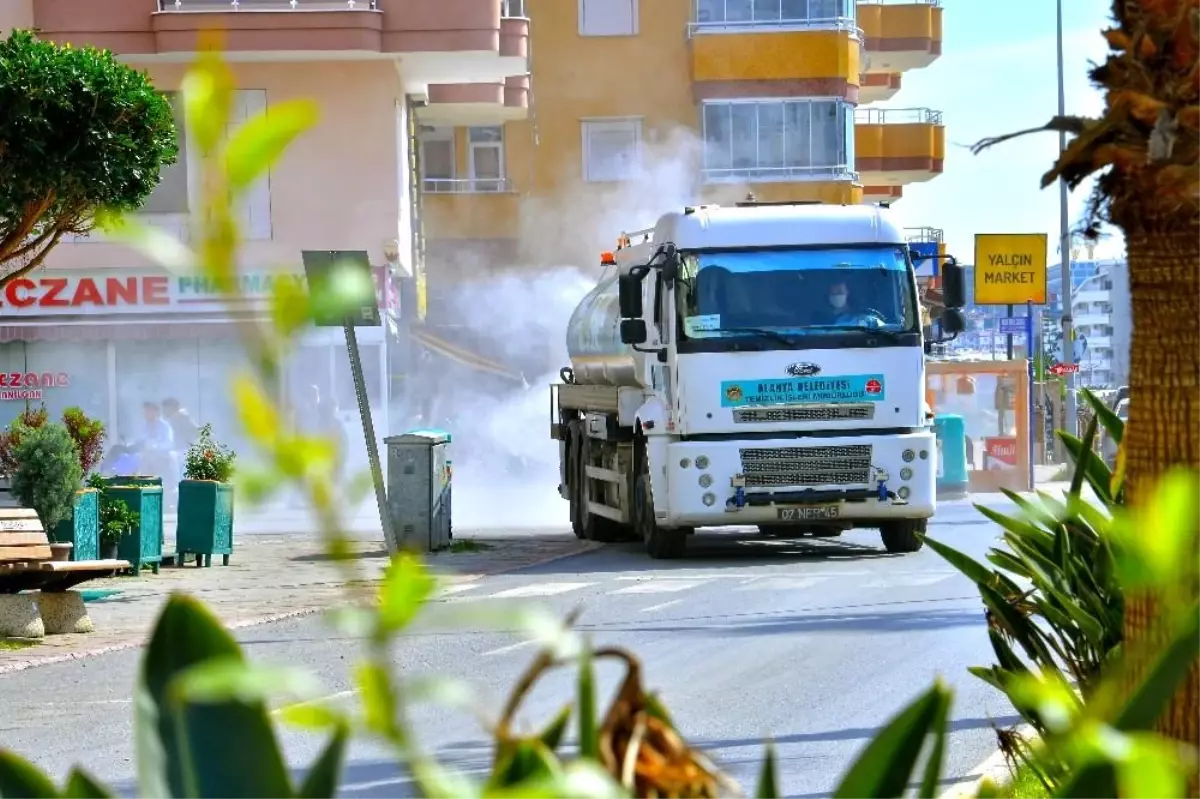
(0, 29, 178, 287)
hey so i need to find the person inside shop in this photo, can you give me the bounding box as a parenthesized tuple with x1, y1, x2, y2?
(136, 402, 178, 496)
(162, 397, 200, 449)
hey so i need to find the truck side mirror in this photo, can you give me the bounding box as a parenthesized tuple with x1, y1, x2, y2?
(660, 254, 679, 283)
(620, 319, 648, 345)
(618, 273, 643, 318)
(940, 261, 966, 309)
(939, 308, 966, 335)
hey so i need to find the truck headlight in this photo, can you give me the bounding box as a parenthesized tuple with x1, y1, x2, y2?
(702, 493, 716, 506)
(900, 467, 913, 481)
(695, 456, 710, 470)
(699, 474, 713, 488)
(898, 486, 911, 499)
(679, 458, 691, 469)
(902, 449, 916, 462)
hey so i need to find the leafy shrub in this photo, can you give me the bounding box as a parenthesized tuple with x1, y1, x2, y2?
(62, 407, 106, 475)
(85, 472, 140, 547)
(0, 405, 50, 477)
(10, 423, 83, 530)
(926, 389, 1128, 739)
(183, 424, 236, 482)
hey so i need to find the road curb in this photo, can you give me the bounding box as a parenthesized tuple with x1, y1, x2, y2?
(0, 538, 601, 676)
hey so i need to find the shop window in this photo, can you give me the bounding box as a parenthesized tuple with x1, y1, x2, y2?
(0, 341, 112, 436)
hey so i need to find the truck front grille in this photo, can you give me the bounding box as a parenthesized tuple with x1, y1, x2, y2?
(739, 444, 872, 488)
(733, 404, 875, 424)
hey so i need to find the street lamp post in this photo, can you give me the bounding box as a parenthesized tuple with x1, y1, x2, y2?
(1056, 0, 1078, 434)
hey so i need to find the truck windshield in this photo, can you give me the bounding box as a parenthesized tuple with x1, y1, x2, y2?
(676, 246, 918, 340)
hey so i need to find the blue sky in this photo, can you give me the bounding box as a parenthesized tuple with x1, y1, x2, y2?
(885, 0, 1122, 264)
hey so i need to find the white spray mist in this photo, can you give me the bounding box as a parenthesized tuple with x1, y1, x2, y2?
(405, 127, 709, 530)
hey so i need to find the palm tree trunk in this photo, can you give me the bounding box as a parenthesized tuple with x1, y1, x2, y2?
(1119, 219, 1199, 761)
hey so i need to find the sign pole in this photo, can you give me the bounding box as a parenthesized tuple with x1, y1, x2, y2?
(1026, 300, 1035, 489)
(1006, 304, 1015, 360)
(344, 321, 396, 553)
(301, 250, 397, 554)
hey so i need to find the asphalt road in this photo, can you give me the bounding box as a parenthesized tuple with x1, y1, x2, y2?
(0, 494, 1021, 799)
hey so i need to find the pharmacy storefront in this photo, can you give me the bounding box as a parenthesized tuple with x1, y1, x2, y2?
(0, 268, 402, 461)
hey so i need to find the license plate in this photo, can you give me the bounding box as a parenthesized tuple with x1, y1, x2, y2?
(776, 505, 840, 521)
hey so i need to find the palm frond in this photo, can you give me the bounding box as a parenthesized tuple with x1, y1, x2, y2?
(969, 117, 1093, 157)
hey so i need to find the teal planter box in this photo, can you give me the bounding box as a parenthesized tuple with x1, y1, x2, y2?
(109, 485, 163, 575)
(51, 489, 100, 561)
(104, 476, 164, 550)
(176, 481, 234, 567)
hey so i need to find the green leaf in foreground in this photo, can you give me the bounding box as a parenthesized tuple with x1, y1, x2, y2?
(378, 553, 436, 636)
(61, 768, 115, 799)
(832, 681, 953, 798)
(297, 723, 349, 799)
(224, 99, 320, 192)
(0, 750, 61, 798)
(756, 742, 780, 799)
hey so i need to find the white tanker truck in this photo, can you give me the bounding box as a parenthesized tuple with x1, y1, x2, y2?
(550, 201, 966, 559)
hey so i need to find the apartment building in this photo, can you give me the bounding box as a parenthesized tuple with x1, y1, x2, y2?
(0, 0, 530, 449)
(419, 0, 945, 281)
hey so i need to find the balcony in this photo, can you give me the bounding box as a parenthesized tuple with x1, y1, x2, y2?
(422, 177, 513, 194)
(859, 70, 901, 103)
(422, 180, 520, 240)
(689, 0, 861, 100)
(853, 107, 944, 186)
(418, 75, 529, 124)
(857, 0, 942, 74)
(30, 0, 530, 87)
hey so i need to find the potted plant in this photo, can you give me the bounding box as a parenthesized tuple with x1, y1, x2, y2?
(94, 474, 140, 561)
(54, 408, 106, 561)
(176, 424, 236, 567)
(9, 422, 83, 555)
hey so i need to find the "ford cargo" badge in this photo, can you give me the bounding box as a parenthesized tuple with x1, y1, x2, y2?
(785, 362, 821, 377)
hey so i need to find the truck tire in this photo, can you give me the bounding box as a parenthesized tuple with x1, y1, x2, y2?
(880, 519, 927, 553)
(633, 445, 687, 559)
(576, 430, 624, 543)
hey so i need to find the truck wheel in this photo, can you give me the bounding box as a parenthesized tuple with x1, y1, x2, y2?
(576, 431, 623, 543)
(880, 519, 927, 553)
(633, 455, 687, 559)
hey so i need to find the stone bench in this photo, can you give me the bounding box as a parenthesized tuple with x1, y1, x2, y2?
(0, 508, 130, 638)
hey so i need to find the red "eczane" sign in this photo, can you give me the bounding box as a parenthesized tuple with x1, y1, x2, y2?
(0, 276, 170, 310)
(0, 372, 70, 402)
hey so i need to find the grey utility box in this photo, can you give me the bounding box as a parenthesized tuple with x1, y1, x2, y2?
(385, 430, 452, 553)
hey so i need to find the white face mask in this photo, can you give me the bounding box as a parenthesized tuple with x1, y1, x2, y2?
(830, 293, 847, 309)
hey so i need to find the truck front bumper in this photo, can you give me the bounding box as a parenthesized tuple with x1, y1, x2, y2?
(660, 431, 936, 528)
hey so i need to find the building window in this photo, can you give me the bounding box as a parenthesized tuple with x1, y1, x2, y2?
(228, 90, 272, 240)
(693, 0, 852, 29)
(419, 126, 455, 192)
(581, 118, 643, 182)
(467, 126, 507, 192)
(138, 89, 271, 239)
(141, 92, 189, 215)
(579, 0, 638, 37)
(701, 99, 854, 182)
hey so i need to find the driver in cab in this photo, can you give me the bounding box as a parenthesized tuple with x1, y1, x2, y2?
(814, 280, 886, 329)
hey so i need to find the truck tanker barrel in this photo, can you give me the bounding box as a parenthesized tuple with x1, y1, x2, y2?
(564, 272, 644, 388)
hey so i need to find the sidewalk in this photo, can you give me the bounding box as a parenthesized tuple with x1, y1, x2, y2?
(0, 531, 598, 675)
